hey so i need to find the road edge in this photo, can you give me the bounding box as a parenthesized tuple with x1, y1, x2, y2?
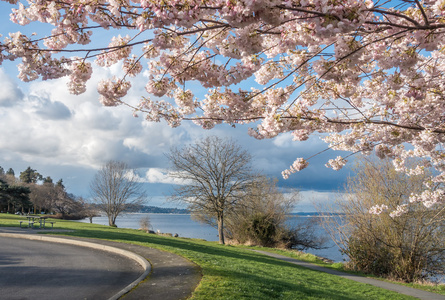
(0, 233, 151, 300)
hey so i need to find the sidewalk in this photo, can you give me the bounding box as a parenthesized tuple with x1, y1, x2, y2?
(0, 227, 201, 300)
(254, 250, 445, 300)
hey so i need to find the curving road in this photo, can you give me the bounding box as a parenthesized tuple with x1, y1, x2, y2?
(0, 236, 142, 300)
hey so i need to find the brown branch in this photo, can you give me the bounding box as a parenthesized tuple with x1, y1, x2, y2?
(368, 8, 422, 27)
(414, 0, 430, 26)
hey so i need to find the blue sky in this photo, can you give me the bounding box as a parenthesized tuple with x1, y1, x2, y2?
(0, 2, 351, 211)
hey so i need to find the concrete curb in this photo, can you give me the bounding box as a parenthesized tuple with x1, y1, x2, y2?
(0, 233, 151, 300)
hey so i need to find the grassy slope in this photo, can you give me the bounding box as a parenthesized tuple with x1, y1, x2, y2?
(0, 214, 441, 299)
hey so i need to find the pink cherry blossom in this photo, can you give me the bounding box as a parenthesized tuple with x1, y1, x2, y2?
(2, 0, 445, 214)
(389, 204, 408, 218)
(97, 77, 131, 106)
(369, 204, 389, 215)
(325, 156, 348, 171)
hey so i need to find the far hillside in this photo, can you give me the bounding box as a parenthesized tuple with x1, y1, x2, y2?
(135, 205, 189, 214)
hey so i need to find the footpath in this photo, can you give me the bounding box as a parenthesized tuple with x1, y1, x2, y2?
(254, 250, 445, 300)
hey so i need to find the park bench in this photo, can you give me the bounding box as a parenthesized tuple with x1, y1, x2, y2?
(19, 217, 56, 229)
(19, 220, 36, 228)
(46, 221, 56, 228)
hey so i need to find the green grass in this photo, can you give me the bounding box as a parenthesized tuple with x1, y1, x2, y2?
(0, 214, 440, 299)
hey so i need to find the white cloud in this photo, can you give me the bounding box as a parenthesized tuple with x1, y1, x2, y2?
(143, 168, 190, 185)
(0, 68, 24, 107)
(273, 132, 293, 147)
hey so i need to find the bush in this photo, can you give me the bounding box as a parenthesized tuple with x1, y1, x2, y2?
(222, 177, 325, 250)
(321, 157, 445, 283)
(139, 215, 151, 232)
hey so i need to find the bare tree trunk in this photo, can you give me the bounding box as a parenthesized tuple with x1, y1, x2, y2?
(108, 215, 115, 227)
(217, 215, 225, 245)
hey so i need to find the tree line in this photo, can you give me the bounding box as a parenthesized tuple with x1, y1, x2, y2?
(0, 166, 94, 219)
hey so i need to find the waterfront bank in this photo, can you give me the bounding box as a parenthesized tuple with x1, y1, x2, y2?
(77, 212, 346, 262)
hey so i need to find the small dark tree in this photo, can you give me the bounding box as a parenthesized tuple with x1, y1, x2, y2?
(168, 136, 254, 245)
(90, 161, 146, 227)
(6, 168, 15, 177)
(43, 176, 53, 184)
(0, 179, 9, 211)
(56, 179, 64, 189)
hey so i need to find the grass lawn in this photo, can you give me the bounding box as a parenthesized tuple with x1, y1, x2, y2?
(1, 214, 443, 299)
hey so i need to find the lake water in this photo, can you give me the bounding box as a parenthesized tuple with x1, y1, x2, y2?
(77, 213, 346, 262)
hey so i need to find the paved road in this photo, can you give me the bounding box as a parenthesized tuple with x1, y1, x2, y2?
(0, 236, 142, 300)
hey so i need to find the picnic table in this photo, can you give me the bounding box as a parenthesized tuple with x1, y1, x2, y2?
(19, 216, 55, 229)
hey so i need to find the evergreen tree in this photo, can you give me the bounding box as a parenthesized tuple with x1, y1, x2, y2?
(19, 167, 42, 184)
(0, 178, 31, 213)
(56, 179, 64, 189)
(43, 176, 53, 185)
(7, 185, 31, 213)
(0, 179, 8, 206)
(6, 168, 15, 177)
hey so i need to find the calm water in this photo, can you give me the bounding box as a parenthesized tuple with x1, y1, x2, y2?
(77, 213, 346, 262)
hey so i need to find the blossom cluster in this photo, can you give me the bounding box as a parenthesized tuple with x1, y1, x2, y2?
(325, 156, 348, 171)
(97, 77, 131, 107)
(389, 204, 409, 218)
(68, 59, 92, 95)
(409, 189, 445, 208)
(282, 158, 309, 179)
(369, 204, 389, 215)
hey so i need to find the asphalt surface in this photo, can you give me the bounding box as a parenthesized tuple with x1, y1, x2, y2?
(0, 236, 142, 300)
(0, 228, 202, 300)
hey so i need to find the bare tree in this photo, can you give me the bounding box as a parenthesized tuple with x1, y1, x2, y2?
(90, 161, 146, 227)
(139, 215, 152, 233)
(79, 199, 100, 223)
(167, 136, 254, 244)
